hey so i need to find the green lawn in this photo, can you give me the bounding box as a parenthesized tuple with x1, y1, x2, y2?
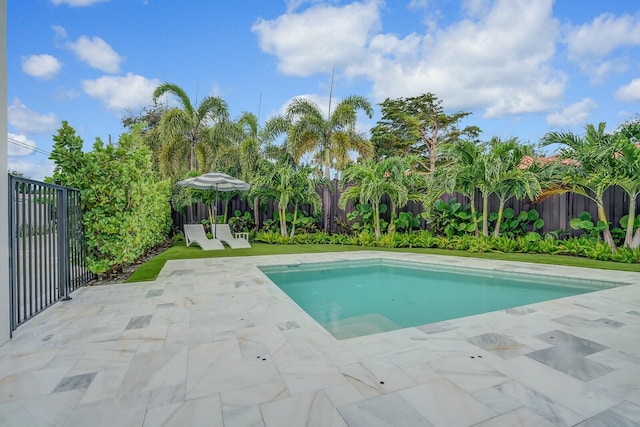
(126, 241, 640, 283)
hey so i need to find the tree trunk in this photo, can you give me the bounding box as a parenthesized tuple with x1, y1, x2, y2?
(597, 203, 616, 250)
(373, 203, 381, 239)
(469, 196, 479, 237)
(630, 227, 640, 250)
(624, 195, 637, 247)
(323, 150, 331, 232)
(482, 193, 489, 237)
(388, 202, 397, 233)
(190, 141, 197, 171)
(493, 201, 504, 238)
(253, 196, 260, 232)
(290, 202, 298, 237)
(279, 206, 288, 237)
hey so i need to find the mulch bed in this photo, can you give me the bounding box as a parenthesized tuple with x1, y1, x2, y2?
(86, 239, 173, 286)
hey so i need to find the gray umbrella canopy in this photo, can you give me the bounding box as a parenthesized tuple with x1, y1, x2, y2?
(176, 172, 250, 236)
(176, 172, 250, 192)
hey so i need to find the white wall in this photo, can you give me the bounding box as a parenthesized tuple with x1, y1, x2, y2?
(1, 0, 10, 344)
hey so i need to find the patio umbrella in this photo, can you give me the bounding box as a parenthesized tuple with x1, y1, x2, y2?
(176, 172, 250, 237)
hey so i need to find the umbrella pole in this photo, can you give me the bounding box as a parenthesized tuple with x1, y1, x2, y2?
(214, 185, 218, 238)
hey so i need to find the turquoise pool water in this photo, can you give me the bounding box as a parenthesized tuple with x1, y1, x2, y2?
(260, 259, 613, 339)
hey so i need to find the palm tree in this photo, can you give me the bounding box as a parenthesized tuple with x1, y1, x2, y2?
(440, 140, 485, 235)
(230, 112, 291, 230)
(151, 82, 229, 179)
(541, 123, 617, 248)
(339, 157, 418, 238)
(250, 162, 322, 237)
(286, 95, 374, 231)
(484, 137, 541, 237)
(607, 124, 640, 248)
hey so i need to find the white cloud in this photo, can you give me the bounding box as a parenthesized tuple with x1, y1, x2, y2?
(408, 0, 428, 10)
(50, 0, 109, 6)
(21, 54, 62, 79)
(66, 35, 122, 73)
(255, 0, 565, 118)
(566, 13, 640, 60)
(7, 133, 37, 156)
(82, 73, 161, 111)
(546, 98, 597, 127)
(8, 98, 58, 135)
(616, 79, 640, 102)
(253, 0, 381, 76)
(566, 12, 640, 80)
(8, 158, 56, 181)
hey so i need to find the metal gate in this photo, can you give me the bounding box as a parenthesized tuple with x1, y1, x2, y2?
(8, 175, 95, 333)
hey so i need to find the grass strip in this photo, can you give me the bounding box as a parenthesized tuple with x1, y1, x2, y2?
(126, 242, 640, 283)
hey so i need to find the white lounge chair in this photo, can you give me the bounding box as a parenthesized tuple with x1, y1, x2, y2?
(184, 224, 224, 250)
(213, 224, 251, 249)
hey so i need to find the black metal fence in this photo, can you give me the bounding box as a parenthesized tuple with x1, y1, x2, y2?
(8, 175, 95, 333)
(171, 180, 639, 236)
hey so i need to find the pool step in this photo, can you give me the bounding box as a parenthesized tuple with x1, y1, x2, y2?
(324, 313, 401, 340)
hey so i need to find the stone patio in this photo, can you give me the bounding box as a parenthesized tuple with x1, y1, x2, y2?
(1, 251, 639, 426)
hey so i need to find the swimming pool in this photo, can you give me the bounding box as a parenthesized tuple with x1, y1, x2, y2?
(260, 259, 619, 339)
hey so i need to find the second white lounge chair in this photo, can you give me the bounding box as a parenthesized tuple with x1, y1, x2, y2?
(184, 224, 224, 250)
(213, 224, 251, 249)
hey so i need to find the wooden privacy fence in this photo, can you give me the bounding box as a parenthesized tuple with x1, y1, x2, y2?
(171, 180, 640, 235)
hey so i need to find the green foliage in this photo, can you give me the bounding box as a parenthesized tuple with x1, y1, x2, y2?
(228, 210, 255, 233)
(494, 208, 544, 238)
(514, 236, 540, 253)
(467, 236, 493, 252)
(370, 93, 479, 171)
(611, 246, 640, 263)
(584, 241, 614, 261)
(413, 230, 435, 248)
(427, 198, 476, 237)
(49, 122, 171, 275)
(346, 203, 388, 234)
(537, 237, 562, 255)
(357, 230, 377, 247)
(490, 236, 518, 253)
(559, 236, 595, 257)
(393, 211, 421, 233)
(255, 231, 292, 244)
(619, 214, 640, 232)
(570, 211, 611, 241)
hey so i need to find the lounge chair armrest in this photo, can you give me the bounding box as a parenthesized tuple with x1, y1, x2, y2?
(234, 232, 249, 240)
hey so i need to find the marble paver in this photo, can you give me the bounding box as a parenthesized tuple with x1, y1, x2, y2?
(0, 251, 639, 426)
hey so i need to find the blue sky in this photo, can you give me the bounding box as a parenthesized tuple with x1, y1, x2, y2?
(8, 0, 640, 180)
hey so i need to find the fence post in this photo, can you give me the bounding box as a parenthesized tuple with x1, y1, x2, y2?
(8, 175, 16, 334)
(57, 185, 71, 301)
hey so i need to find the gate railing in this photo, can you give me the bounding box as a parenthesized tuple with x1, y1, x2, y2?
(8, 175, 95, 333)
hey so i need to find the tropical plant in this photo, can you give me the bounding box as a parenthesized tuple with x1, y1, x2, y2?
(427, 198, 476, 237)
(150, 82, 229, 180)
(483, 137, 541, 237)
(541, 123, 617, 249)
(251, 162, 323, 237)
(439, 139, 484, 235)
(232, 112, 291, 231)
(228, 210, 255, 233)
(286, 95, 374, 230)
(608, 121, 640, 248)
(346, 203, 388, 234)
(394, 211, 421, 233)
(339, 157, 420, 238)
(491, 208, 544, 238)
